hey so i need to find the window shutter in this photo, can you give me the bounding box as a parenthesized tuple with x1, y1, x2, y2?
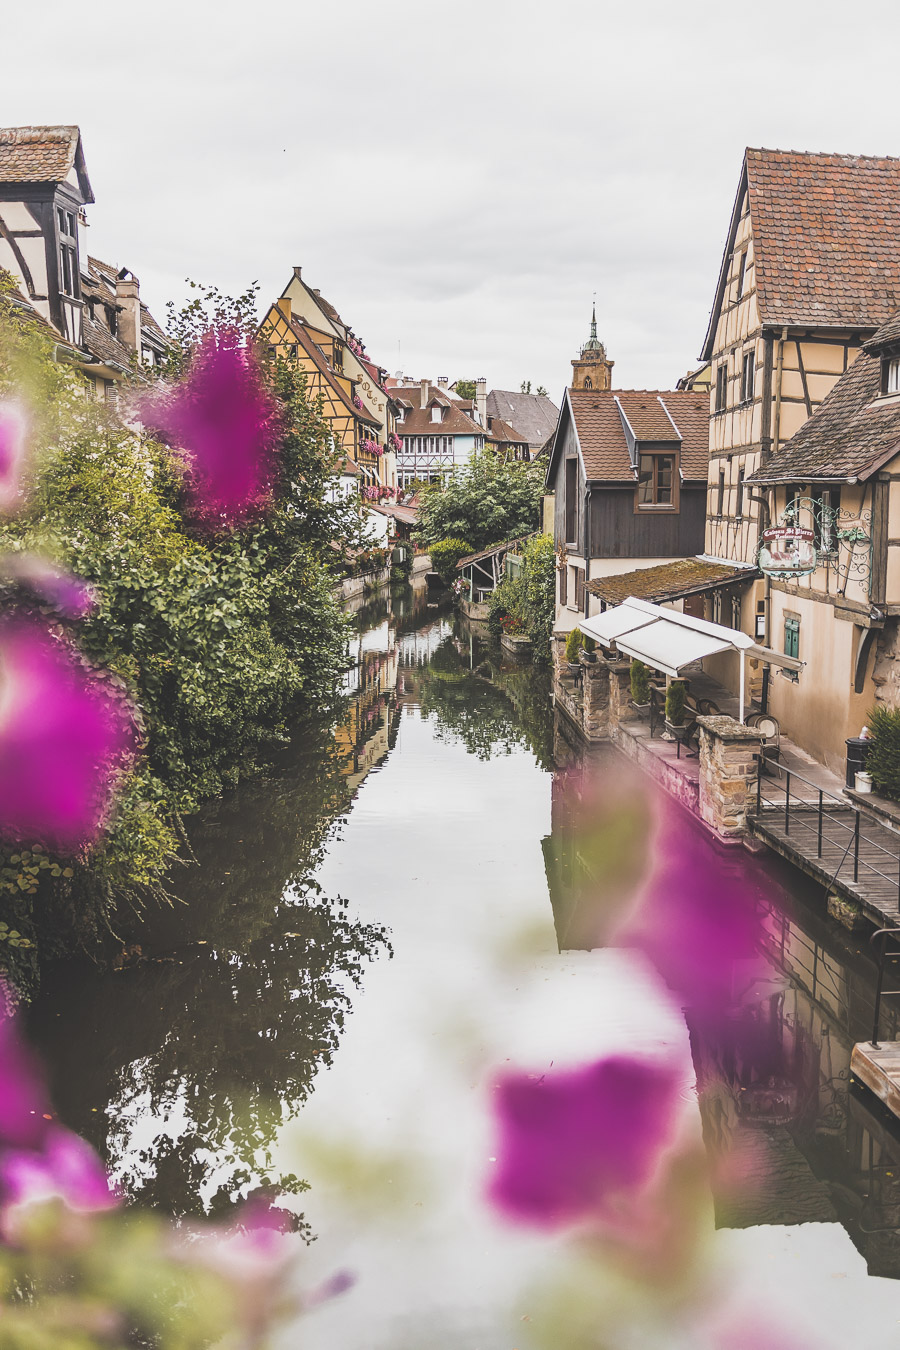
(575, 568, 585, 611)
(559, 564, 567, 607)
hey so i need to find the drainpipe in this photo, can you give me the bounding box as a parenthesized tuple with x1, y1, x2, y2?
(584, 486, 592, 617)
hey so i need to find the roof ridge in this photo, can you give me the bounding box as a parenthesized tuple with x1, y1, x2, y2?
(747, 145, 900, 163)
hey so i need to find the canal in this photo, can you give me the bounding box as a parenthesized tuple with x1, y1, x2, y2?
(26, 582, 900, 1347)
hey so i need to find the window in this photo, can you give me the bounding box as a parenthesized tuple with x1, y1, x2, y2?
(564, 457, 578, 542)
(784, 616, 800, 660)
(740, 351, 755, 403)
(716, 469, 725, 516)
(735, 467, 745, 518)
(57, 206, 78, 299)
(755, 599, 766, 641)
(884, 357, 900, 394)
(715, 362, 727, 412)
(735, 251, 747, 300)
(637, 453, 676, 507)
(583, 377, 592, 390)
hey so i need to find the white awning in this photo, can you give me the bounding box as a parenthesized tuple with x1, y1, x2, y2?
(576, 597, 805, 722)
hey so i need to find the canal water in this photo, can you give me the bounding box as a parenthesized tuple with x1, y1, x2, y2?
(26, 582, 900, 1347)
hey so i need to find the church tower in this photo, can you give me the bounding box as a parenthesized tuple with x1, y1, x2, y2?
(571, 303, 614, 391)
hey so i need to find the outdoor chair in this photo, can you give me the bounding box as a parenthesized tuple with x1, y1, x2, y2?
(746, 712, 781, 770)
(680, 697, 720, 758)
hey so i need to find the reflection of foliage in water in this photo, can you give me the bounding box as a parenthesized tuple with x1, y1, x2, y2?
(417, 634, 553, 766)
(28, 731, 389, 1224)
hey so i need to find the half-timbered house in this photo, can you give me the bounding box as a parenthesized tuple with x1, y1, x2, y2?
(260, 295, 387, 489)
(0, 126, 169, 395)
(698, 148, 900, 647)
(391, 380, 486, 486)
(272, 267, 397, 488)
(743, 310, 900, 771)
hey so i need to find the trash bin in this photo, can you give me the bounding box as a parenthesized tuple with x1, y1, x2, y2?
(846, 737, 872, 789)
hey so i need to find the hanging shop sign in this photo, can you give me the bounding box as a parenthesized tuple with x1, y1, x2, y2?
(758, 526, 817, 577)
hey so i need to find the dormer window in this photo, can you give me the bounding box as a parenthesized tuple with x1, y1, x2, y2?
(431, 404, 442, 423)
(886, 357, 900, 395)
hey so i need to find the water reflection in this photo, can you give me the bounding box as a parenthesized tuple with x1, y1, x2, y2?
(543, 724, 900, 1278)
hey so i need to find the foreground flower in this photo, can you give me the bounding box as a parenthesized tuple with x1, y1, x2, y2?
(140, 333, 278, 525)
(0, 552, 96, 619)
(0, 401, 29, 513)
(0, 615, 136, 851)
(488, 1056, 681, 1231)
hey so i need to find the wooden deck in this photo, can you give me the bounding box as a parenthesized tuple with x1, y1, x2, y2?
(748, 804, 900, 928)
(852, 1041, 900, 1119)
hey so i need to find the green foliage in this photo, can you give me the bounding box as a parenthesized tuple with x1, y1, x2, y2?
(415, 456, 544, 555)
(429, 536, 473, 583)
(454, 379, 476, 400)
(630, 659, 651, 705)
(665, 679, 686, 726)
(565, 626, 583, 662)
(488, 535, 556, 659)
(582, 633, 596, 655)
(0, 275, 366, 967)
(865, 706, 900, 798)
(160, 278, 261, 378)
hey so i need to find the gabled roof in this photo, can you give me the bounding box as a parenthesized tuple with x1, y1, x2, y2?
(747, 329, 900, 485)
(456, 534, 537, 570)
(82, 257, 169, 352)
(0, 126, 94, 202)
(486, 416, 529, 446)
(701, 147, 900, 360)
(547, 388, 709, 485)
(395, 383, 484, 437)
(272, 311, 379, 427)
(485, 389, 559, 450)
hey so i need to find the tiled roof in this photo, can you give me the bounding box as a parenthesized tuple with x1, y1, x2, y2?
(0, 125, 93, 202)
(864, 307, 900, 354)
(81, 314, 135, 373)
(748, 148, 900, 330)
(486, 416, 529, 445)
(283, 317, 380, 426)
(567, 389, 709, 482)
(585, 558, 755, 604)
(396, 384, 484, 438)
(368, 501, 418, 525)
(748, 345, 900, 484)
(486, 389, 559, 450)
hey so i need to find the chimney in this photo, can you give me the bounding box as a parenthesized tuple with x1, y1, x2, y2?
(475, 377, 487, 426)
(420, 378, 429, 409)
(293, 265, 302, 281)
(276, 297, 291, 321)
(115, 271, 141, 354)
(437, 376, 448, 388)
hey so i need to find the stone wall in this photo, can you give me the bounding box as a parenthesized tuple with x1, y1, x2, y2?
(697, 715, 762, 839)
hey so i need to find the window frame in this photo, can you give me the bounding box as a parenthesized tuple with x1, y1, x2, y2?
(740, 350, 755, 403)
(715, 362, 728, 413)
(634, 450, 679, 512)
(784, 615, 800, 660)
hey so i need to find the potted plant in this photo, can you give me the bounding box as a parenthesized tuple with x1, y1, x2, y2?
(630, 658, 651, 711)
(564, 627, 583, 675)
(580, 634, 598, 664)
(664, 680, 687, 738)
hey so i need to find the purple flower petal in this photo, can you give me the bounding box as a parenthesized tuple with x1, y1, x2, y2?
(1, 553, 97, 619)
(0, 1011, 53, 1149)
(140, 333, 278, 526)
(0, 402, 28, 514)
(0, 616, 137, 851)
(1, 1126, 117, 1216)
(488, 1056, 681, 1231)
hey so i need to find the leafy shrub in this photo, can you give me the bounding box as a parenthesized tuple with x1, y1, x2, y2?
(565, 627, 583, 663)
(415, 457, 544, 554)
(630, 659, 651, 704)
(429, 536, 473, 584)
(865, 706, 900, 798)
(488, 535, 556, 660)
(582, 634, 596, 656)
(665, 680, 686, 726)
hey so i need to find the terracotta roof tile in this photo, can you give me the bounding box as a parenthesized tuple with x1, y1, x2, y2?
(396, 383, 484, 438)
(0, 125, 93, 202)
(486, 416, 529, 445)
(568, 389, 709, 482)
(747, 147, 900, 329)
(748, 345, 900, 483)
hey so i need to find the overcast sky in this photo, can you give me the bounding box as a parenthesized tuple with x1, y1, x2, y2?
(4, 0, 900, 401)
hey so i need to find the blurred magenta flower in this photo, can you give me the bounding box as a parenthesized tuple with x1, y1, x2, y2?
(0, 1009, 54, 1149)
(0, 401, 29, 514)
(1, 553, 96, 619)
(488, 1056, 680, 1231)
(140, 333, 278, 526)
(0, 615, 136, 852)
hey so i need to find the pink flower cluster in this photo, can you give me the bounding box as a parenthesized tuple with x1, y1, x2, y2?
(388, 431, 402, 453)
(140, 332, 279, 527)
(360, 438, 383, 458)
(352, 393, 364, 410)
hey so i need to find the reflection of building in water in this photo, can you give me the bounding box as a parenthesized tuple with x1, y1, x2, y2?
(691, 894, 900, 1277)
(335, 622, 401, 793)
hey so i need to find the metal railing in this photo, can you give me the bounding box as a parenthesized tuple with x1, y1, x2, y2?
(752, 757, 900, 901)
(869, 928, 900, 1047)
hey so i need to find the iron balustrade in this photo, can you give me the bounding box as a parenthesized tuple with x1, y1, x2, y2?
(752, 757, 900, 901)
(869, 928, 900, 1047)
